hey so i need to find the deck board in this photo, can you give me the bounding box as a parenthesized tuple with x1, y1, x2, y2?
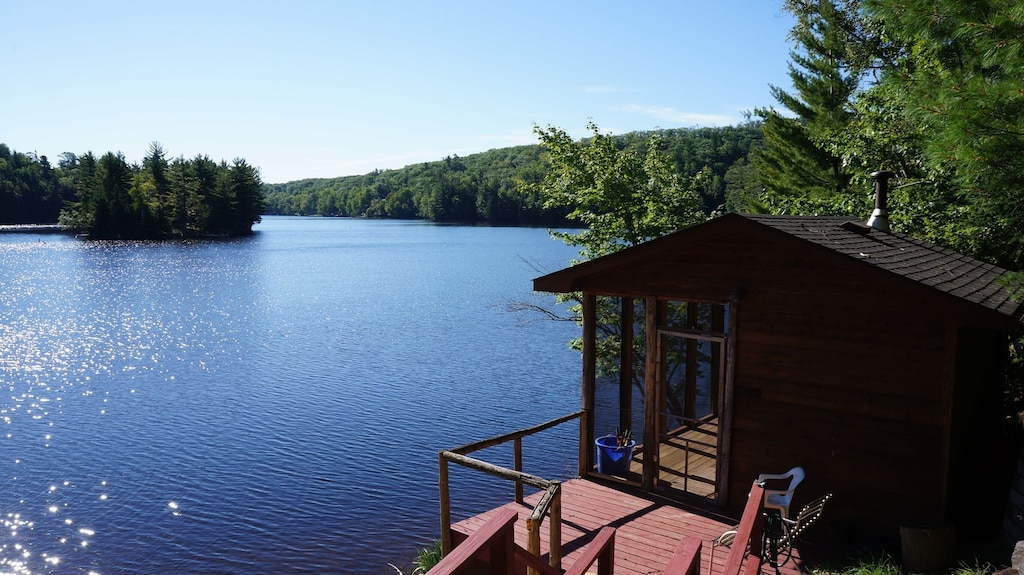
(451, 478, 807, 575)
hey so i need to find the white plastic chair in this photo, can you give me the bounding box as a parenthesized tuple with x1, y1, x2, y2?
(757, 466, 804, 518)
(709, 492, 832, 564)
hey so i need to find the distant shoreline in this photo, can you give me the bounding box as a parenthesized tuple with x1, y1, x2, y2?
(0, 224, 67, 234)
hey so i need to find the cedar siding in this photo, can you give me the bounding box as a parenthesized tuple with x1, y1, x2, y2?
(534, 213, 1022, 540)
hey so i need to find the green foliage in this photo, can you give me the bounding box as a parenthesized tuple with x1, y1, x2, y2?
(763, 0, 1024, 274)
(862, 0, 1024, 271)
(261, 125, 764, 226)
(528, 122, 714, 405)
(809, 554, 903, 575)
(807, 554, 998, 575)
(263, 147, 561, 225)
(50, 143, 265, 239)
(412, 540, 442, 574)
(1, 143, 263, 239)
(0, 144, 71, 224)
(761, 0, 1024, 423)
(529, 121, 706, 259)
(2, 141, 266, 239)
(754, 0, 860, 205)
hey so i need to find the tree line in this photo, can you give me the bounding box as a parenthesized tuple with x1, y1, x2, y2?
(0, 142, 264, 239)
(518, 0, 1024, 433)
(262, 124, 764, 224)
(754, 0, 1024, 278)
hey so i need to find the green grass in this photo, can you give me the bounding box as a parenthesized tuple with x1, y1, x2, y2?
(808, 555, 997, 575)
(411, 540, 443, 574)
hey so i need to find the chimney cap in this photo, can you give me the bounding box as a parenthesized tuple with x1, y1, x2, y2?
(867, 170, 893, 232)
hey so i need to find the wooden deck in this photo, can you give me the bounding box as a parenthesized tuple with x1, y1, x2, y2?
(613, 418, 720, 500)
(452, 478, 809, 575)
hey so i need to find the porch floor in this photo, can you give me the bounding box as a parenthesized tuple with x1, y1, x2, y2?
(451, 477, 811, 575)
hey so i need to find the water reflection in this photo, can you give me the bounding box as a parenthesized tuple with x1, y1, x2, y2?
(0, 219, 581, 574)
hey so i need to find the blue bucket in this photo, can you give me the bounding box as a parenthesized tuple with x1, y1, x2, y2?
(595, 435, 635, 477)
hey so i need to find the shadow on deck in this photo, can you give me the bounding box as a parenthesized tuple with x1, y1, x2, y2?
(452, 478, 818, 575)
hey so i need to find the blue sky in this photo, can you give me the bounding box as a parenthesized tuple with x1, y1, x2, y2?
(2, 1, 796, 183)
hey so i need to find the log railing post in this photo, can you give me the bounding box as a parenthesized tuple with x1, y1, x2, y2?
(549, 483, 562, 570)
(438, 413, 582, 567)
(526, 514, 541, 575)
(581, 292, 596, 477)
(514, 437, 524, 504)
(439, 452, 452, 555)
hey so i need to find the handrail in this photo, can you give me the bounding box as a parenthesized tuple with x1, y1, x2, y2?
(449, 410, 585, 455)
(663, 537, 702, 575)
(439, 410, 584, 575)
(721, 480, 766, 575)
(430, 508, 518, 575)
(564, 526, 616, 575)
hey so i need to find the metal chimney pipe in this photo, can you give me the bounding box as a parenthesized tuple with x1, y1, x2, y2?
(867, 170, 894, 232)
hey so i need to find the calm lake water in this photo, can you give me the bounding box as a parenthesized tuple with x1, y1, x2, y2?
(0, 216, 583, 575)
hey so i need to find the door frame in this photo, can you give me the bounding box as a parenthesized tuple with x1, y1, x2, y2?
(642, 297, 736, 506)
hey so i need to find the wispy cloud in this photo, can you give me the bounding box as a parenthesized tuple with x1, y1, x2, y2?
(622, 104, 737, 126)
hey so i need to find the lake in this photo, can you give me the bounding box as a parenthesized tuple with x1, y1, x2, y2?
(0, 216, 583, 575)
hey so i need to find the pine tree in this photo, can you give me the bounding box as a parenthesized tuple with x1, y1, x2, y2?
(754, 0, 861, 207)
(865, 0, 1024, 271)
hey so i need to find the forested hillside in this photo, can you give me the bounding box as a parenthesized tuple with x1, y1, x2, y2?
(1, 124, 761, 231)
(263, 124, 763, 224)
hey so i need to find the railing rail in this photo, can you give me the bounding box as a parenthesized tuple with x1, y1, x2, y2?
(721, 480, 766, 575)
(438, 410, 584, 575)
(430, 508, 518, 575)
(663, 537, 702, 575)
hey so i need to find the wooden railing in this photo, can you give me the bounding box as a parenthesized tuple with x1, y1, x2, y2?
(430, 508, 518, 575)
(438, 410, 585, 575)
(663, 538, 703, 575)
(721, 480, 766, 575)
(431, 508, 617, 575)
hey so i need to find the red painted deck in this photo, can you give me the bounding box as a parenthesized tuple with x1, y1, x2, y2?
(452, 478, 810, 575)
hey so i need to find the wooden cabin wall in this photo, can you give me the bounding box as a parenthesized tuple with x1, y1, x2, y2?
(624, 232, 968, 538)
(562, 225, 1015, 539)
(947, 327, 1015, 539)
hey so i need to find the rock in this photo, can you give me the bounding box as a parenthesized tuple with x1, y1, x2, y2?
(1011, 540, 1024, 575)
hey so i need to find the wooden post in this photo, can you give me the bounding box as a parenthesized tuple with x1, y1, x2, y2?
(900, 524, 955, 573)
(514, 437, 524, 504)
(664, 538, 702, 575)
(549, 483, 562, 571)
(439, 452, 452, 555)
(718, 298, 739, 507)
(711, 304, 725, 417)
(619, 297, 634, 433)
(526, 514, 541, 575)
(578, 409, 589, 479)
(684, 302, 698, 421)
(722, 481, 765, 575)
(597, 531, 615, 575)
(492, 519, 515, 575)
(431, 508, 518, 575)
(643, 296, 660, 490)
(580, 292, 597, 477)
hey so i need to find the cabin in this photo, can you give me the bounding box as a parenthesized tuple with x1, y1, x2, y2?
(532, 207, 1023, 542)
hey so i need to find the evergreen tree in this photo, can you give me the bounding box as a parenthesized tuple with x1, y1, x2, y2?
(225, 158, 265, 235)
(91, 152, 136, 238)
(865, 0, 1024, 271)
(754, 0, 860, 207)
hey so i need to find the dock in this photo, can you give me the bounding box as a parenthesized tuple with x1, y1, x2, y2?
(0, 224, 66, 234)
(451, 478, 811, 575)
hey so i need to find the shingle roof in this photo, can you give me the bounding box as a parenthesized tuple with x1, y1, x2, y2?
(742, 214, 1023, 321)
